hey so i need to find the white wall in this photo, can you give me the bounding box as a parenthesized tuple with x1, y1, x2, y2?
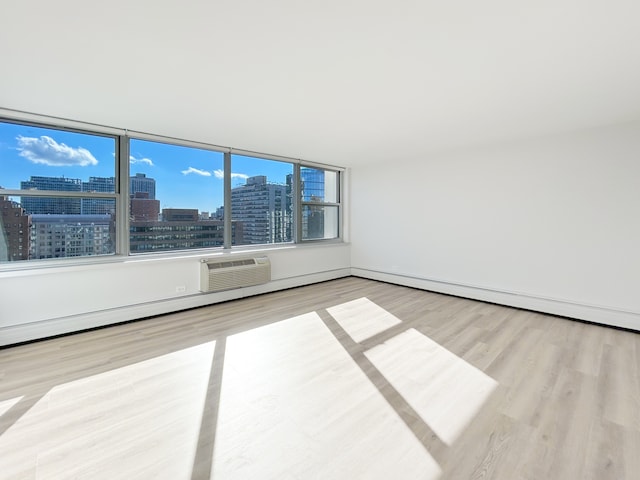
(0, 243, 350, 345)
(4, 119, 640, 345)
(350, 121, 640, 330)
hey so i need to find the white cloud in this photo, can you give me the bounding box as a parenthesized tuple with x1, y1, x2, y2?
(213, 169, 249, 181)
(130, 155, 154, 166)
(16, 135, 98, 167)
(181, 167, 212, 176)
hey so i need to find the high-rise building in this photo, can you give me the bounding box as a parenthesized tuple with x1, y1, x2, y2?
(83, 176, 116, 194)
(30, 214, 114, 259)
(301, 169, 325, 202)
(162, 208, 199, 222)
(130, 173, 156, 199)
(129, 218, 244, 253)
(82, 176, 116, 215)
(19, 175, 118, 215)
(130, 192, 160, 221)
(231, 175, 291, 244)
(301, 168, 325, 239)
(0, 195, 31, 261)
(20, 176, 82, 214)
(16, 176, 117, 259)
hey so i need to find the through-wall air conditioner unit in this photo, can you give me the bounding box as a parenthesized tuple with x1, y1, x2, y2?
(200, 256, 271, 292)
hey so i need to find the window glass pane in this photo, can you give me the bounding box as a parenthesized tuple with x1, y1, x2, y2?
(128, 139, 224, 254)
(0, 120, 117, 263)
(302, 205, 339, 240)
(301, 167, 338, 203)
(0, 121, 116, 190)
(0, 195, 115, 261)
(231, 155, 293, 245)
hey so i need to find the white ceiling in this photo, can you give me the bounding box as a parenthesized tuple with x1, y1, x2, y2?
(1, 0, 640, 167)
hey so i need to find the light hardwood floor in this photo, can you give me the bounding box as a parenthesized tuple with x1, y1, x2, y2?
(1, 277, 639, 479)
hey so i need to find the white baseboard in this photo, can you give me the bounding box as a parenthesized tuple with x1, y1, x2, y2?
(1, 268, 351, 346)
(351, 268, 640, 332)
(5, 267, 638, 346)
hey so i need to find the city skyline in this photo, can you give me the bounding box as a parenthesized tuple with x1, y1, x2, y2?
(1, 120, 336, 262)
(1, 121, 295, 214)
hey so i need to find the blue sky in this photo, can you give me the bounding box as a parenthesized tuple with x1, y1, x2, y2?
(0, 121, 293, 214)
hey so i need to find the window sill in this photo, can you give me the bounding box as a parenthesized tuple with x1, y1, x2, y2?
(0, 240, 349, 276)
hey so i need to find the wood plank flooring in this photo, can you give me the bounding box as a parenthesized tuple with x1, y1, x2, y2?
(0, 277, 639, 479)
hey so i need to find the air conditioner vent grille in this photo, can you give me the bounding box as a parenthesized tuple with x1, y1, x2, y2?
(208, 259, 256, 269)
(200, 256, 270, 292)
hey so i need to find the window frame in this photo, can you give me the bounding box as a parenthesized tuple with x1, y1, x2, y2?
(0, 109, 345, 268)
(0, 116, 122, 261)
(125, 134, 227, 255)
(229, 152, 295, 248)
(298, 164, 342, 242)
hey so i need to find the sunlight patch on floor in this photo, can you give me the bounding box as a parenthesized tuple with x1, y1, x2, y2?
(0, 341, 215, 480)
(212, 312, 440, 480)
(0, 396, 23, 418)
(366, 328, 498, 445)
(327, 297, 402, 342)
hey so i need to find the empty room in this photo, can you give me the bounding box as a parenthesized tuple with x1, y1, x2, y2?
(1, 1, 639, 479)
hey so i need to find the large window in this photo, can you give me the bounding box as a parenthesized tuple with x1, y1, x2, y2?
(231, 155, 293, 246)
(300, 166, 340, 240)
(0, 115, 343, 264)
(0, 120, 117, 262)
(128, 139, 225, 253)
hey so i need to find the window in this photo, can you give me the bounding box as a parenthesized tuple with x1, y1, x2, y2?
(300, 166, 340, 240)
(0, 120, 117, 262)
(128, 138, 224, 254)
(230, 155, 293, 246)
(0, 114, 343, 264)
